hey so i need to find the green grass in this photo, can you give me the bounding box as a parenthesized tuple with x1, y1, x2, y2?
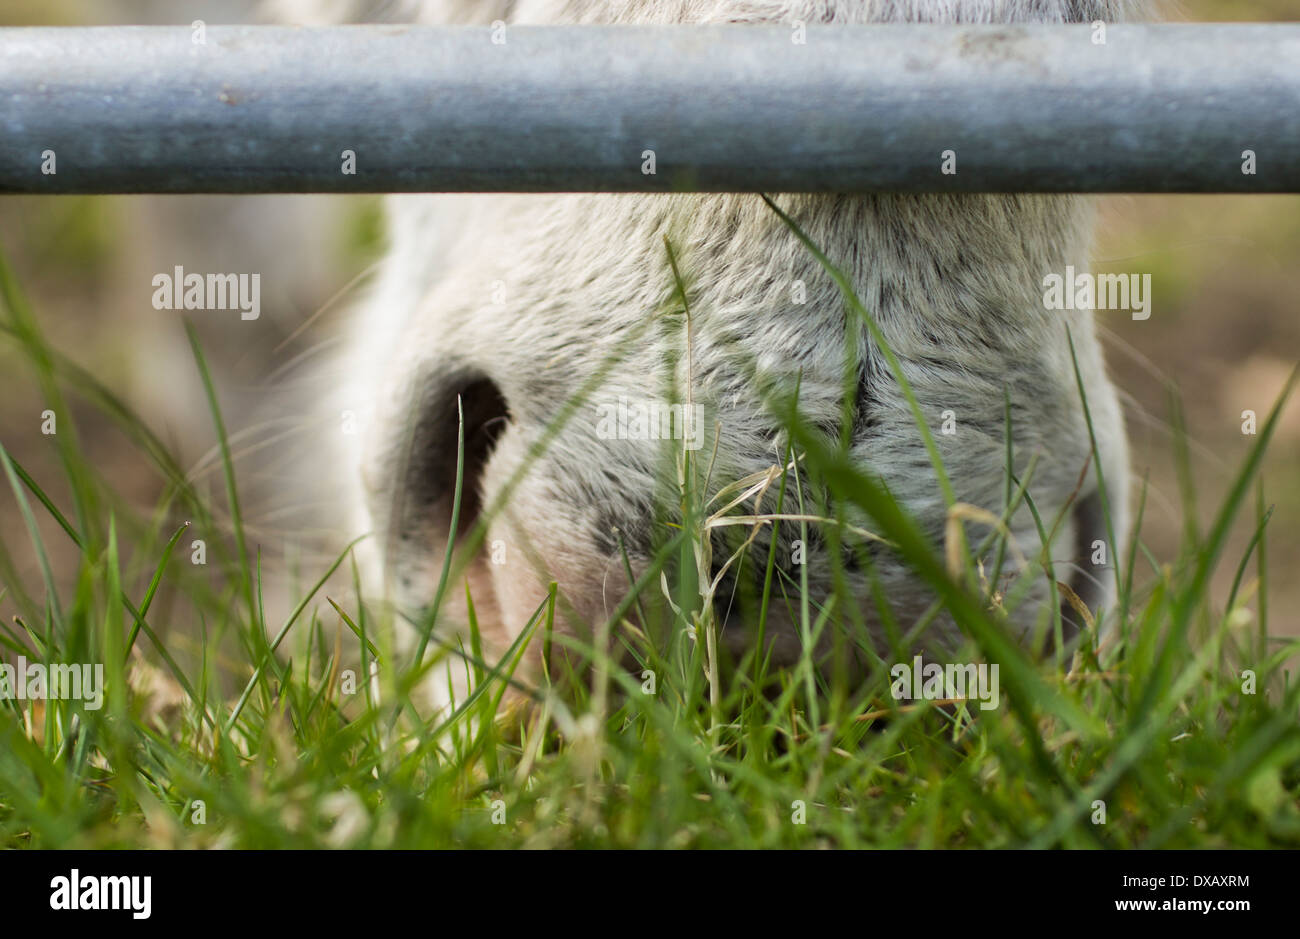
(1, 210, 1299, 850)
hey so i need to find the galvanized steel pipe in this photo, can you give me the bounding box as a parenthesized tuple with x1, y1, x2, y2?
(0, 24, 1297, 194)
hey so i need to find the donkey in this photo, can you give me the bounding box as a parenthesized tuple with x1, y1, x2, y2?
(277, 0, 1133, 711)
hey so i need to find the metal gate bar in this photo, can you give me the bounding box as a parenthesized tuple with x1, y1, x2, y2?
(2, 24, 1297, 194)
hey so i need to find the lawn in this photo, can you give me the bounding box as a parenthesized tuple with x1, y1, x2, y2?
(1, 208, 1298, 850)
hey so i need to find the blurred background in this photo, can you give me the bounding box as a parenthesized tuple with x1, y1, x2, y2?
(1, 0, 1297, 649)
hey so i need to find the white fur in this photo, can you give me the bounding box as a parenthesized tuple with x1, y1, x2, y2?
(280, 0, 1135, 709)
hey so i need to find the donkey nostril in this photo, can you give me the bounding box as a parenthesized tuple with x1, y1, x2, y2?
(393, 373, 509, 557)
(1061, 489, 1109, 641)
(454, 379, 510, 535)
